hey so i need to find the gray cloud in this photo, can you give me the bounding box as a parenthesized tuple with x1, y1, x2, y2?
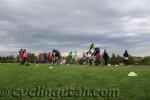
(0, 0, 150, 56)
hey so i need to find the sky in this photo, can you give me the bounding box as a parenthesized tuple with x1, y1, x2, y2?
(0, 0, 150, 56)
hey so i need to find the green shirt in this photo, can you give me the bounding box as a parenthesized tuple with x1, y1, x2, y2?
(90, 44, 96, 49)
(69, 52, 72, 58)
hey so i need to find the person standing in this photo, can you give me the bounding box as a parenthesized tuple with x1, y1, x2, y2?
(86, 51, 91, 65)
(95, 52, 101, 66)
(103, 49, 109, 66)
(23, 49, 28, 65)
(19, 49, 23, 65)
(56, 52, 61, 66)
(74, 51, 78, 64)
(82, 52, 87, 65)
(123, 50, 129, 66)
(52, 50, 56, 64)
(48, 52, 52, 64)
(68, 52, 73, 64)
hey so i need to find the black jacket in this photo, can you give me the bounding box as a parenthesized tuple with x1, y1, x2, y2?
(103, 52, 108, 59)
(123, 52, 128, 57)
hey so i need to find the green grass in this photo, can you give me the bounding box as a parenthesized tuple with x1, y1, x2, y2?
(0, 63, 150, 100)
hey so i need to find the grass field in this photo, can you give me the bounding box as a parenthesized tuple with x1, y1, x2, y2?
(0, 63, 150, 100)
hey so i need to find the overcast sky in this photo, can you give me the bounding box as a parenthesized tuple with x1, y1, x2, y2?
(0, 0, 150, 56)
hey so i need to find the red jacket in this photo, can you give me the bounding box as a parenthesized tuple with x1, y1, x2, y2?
(48, 52, 52, 60)
(95, 53, 101, 60)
